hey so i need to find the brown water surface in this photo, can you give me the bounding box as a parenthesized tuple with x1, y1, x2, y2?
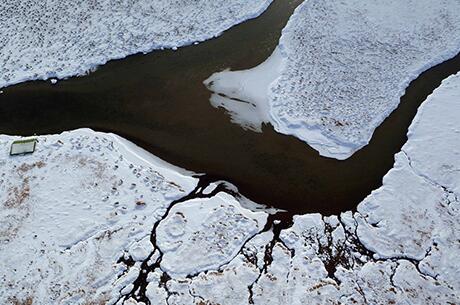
(1, 0, 460, 216)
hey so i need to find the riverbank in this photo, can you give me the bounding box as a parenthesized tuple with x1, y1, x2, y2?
(206, 0, 460, 159)
(0, 0, 274, 89)
(1, 72, 459, 304)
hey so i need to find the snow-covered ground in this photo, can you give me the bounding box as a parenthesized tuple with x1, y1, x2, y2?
(205, 48, 283, 132)
(205, 0, 460, 159)
(2, 71, 460, 304)
(0, 129, 198, 304)
(0, 0, 273, 89)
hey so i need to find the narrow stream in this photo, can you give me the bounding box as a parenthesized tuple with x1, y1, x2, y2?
(1, 0, 460, 216)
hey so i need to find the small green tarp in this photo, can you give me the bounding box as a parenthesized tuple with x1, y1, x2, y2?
(10, 138, 37, 156)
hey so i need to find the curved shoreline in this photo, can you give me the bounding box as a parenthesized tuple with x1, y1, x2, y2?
(208, 0, 460, 160)
(0, 0, 274, 90)
(1, 0, 460, 216)
(1, 72, 459, 304)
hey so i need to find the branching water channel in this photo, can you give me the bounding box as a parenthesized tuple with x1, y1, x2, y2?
(1, 0, 460, 216)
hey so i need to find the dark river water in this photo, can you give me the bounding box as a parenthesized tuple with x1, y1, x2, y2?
(1, 0, 460, 216)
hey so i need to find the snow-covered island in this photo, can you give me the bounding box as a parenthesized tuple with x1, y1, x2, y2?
(0, 0, 273, 89)
(2, 71, 459, 304)
(205, 0, 460, 159)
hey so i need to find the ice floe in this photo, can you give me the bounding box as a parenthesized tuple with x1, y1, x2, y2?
(206, 0, 460, 159)
(0, 0, 273, 89)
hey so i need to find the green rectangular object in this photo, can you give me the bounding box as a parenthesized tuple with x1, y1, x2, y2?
(10, 138, 37, 156)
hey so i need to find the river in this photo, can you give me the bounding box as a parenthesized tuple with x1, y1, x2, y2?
(1, 0, 460, 216)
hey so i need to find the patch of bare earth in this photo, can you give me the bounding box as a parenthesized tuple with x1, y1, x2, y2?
(7, 296, 33, 305)
(4, 161, 45, 208)
(1, 161, 46, 242)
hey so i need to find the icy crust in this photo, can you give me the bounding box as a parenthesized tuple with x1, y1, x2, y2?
(156, 192, 267, 277)
(206, 0, 460, 159)
(0, 0, 273, 89)
(204, 48, 283, 131)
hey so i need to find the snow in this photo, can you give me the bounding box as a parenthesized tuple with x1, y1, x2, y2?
(403, 75, 460, 195)
(146, 275, 167, 305)
(0, 129, 197, 304)
(356, 73, 460, 292)
(0, 129, 268, 304)
(156, 192, 267, 278)
(129, 236, 154, 262)
(155, 72, 458, 304)
(0, 0, 273, 89)
(205, 0, 460, 159)
(205, 48, 283, 131)
(1, 68, 460, 304)
(355, 153, 444, 260)
(188, 255, 260, 305)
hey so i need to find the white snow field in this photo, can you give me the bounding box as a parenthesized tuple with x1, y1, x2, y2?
(205, 48, 284, 132)
(0, 0, 273, 89)
(2, 72, 460, 304)
(205, 0, 460, 159)
(0, 129, 197, 304)
(156, 192, 267, 278)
